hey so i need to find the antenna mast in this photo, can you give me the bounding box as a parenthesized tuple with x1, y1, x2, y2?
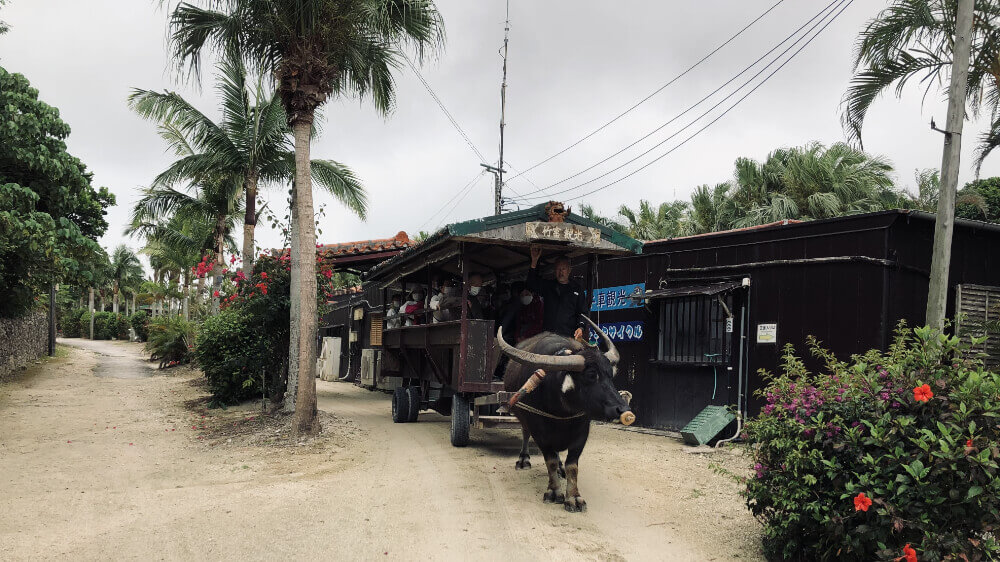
(496, 0, 510, 215)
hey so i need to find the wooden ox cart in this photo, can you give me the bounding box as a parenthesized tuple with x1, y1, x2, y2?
(361, 202, 641, 446)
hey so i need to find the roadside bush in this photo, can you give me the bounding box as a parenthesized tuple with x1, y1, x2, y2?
(129, 310, 149, 342)
(78, 310, 92, 338)
(115, 313, 129, 340)
(743, 324, 1000, 561)
(195, 310, 271, 404)
(145, 315, 197, 368)
(60, 308, 85, 337)
(92, 311, 115, 340)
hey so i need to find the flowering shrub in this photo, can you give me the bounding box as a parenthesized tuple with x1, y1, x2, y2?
(744, 324, 1000, 561)
(195, 254, 336, 405)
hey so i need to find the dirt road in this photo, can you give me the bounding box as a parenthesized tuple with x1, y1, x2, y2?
(0, 340, 763, 561)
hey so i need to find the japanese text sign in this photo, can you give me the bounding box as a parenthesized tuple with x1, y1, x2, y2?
(591, 283, 645, 311)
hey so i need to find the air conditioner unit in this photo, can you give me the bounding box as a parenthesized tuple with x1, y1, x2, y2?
(360, 348, 377, 388)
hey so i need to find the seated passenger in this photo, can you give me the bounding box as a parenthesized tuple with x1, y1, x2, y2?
(499, 282, 544, 344)
(429, 280, 461, 323)
(385, 294, 403, 329)
(466, 273, 485, 320)
(401, 288, 426, 326)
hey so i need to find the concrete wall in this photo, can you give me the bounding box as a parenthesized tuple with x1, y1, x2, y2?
(0, 311, 48, 382)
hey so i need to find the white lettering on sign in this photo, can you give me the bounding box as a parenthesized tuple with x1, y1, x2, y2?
(757, 323, 777, 344)
(525, 222, 601, 246)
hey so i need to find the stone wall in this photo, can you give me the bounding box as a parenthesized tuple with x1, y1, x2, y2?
(0, 311, 49, 382)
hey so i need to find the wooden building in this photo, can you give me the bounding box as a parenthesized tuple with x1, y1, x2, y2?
(593, 210, 1000, 430)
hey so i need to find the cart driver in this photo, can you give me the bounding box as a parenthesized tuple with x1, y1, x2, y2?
(527, 245, 587, 340)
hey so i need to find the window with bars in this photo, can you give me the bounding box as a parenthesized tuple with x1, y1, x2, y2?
(657, 294, 733, 364)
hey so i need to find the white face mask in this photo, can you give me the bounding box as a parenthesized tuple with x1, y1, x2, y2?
(520, 295, 533, 305)
(469, 286, 481, 296)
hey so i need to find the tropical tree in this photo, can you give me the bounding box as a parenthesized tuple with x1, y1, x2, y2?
(165, 0, 445, 434)
(129, 57, 366, 273)
(686, 182, 739, 235)
(109, 245, 144, 314)
(842, 0, 1000, 171)
(727, 142, 901, 227)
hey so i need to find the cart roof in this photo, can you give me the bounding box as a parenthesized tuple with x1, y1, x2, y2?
(365, 202, 641, 285)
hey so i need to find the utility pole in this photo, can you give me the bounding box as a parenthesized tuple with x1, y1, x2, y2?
(481, 163, 506, 214)
(926, 0, 975, 331)
(48, 284, 56, 356)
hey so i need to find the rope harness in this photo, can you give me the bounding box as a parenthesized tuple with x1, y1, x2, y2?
(507, 368, 586, 421)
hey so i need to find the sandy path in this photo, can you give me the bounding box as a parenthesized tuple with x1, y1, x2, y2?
(0, 339, 763, 561)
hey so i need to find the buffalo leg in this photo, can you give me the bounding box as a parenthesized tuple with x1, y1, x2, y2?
(541, 449, 564, 504)
(515, 428, 531, 470)
(563, 447, 587, 512)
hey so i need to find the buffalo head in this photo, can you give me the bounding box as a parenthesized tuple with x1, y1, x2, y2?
(497, 315, 633, 425)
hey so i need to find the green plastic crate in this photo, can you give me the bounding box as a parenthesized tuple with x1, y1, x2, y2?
(680, 405, 735, 446)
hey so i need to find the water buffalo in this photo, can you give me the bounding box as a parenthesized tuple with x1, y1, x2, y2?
(497, 315, 634, 512)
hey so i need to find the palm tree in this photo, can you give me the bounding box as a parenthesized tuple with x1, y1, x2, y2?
(109, 245, 144, 314)
(615, 200, 689, 241)
(166, 0, 445, 434)
(687, 183, 739, 235)
(728, 142, 901, 227)
(901, 168, 988, 215)
(842, 0, 1000, 171)
(129, 57, 367, 273)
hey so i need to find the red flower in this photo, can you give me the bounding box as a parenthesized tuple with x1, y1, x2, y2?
(230, 255, 237, 264)
(853, 492, 873, 512)
(260, 272, 268, 279)
(913, 384, 934, 402)
(213, 291, 220, 298)
(902, 543, 917, 562)
(322, 269, 333, 279)
(967, 438, 974, 448)
(222, 268, 228, 274)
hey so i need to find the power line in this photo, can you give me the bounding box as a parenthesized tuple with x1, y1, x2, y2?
(558, 0, 855, 204)
(404, 56, 488, 164)
(418, 170, 487, 232)
(437, 172, 489, 229)
(508, 0, 788, 180)
(510, 0, 849, 203)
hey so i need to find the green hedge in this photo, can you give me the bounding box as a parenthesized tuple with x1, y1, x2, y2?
(78, 310, 92, 338)
(59, 308, 86, 337)
(129, 310, 149, 342)
(92, 311, 116, 340)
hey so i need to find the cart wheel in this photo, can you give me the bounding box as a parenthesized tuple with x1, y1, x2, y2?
(405, 386, 421, 423)
(391, 387, 408, 423)
(450, 393, 470, 447)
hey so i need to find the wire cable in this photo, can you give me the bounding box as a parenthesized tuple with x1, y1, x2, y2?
(508, 0, 842, 202)
(436, 172, 489, 229)
(405, 56, 489, 164)
(558, 0, 855, 204)
(512, 0, 851, 203)
(417, 170, 487, 232)
(508, 0, 787, 180)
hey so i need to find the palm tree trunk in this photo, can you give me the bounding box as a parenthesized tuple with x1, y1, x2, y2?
(290, 119, 319, 435)
(113, 288, 119, 314)
(284, 180, 300, 414)
(212, 218, 226, 315)
(88, 287, 95, 339)
(242, 172, 259, 274)
(132, 294, 137, 317)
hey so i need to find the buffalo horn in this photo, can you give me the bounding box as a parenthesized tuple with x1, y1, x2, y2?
(580, 315, 620, 365)
(496, 327, 586, 372)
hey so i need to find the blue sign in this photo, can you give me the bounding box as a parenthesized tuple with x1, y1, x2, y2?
(589, 321, 644, 342)
(591, 283, 645, 311)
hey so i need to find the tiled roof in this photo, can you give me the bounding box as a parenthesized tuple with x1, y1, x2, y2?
(317, 231, 411, 256)
(645, 220, 802, 245)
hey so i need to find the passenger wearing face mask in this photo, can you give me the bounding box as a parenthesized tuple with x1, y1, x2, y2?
(401, 288, 426, 326)
(386, 294, 403, 329)
(499, 281, 544, 344)
(429, 280, 460, 323)
(465, 273, 486, 320)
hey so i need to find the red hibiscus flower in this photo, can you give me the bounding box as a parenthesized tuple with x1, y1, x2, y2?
(913, 384, 933, 402)
(853, 492, 873, 512)
(900, 543, 917, 562)
(322, 269, 333, 279)
(260, 272, 267, 279)
(213, 291, 220, 298)
(967, 438, 974, 448)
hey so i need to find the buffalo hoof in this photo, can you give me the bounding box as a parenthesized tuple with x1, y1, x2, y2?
(515, 456, 531, 470)
(543, 489, 565, 504)
(564, 496, 587, 513)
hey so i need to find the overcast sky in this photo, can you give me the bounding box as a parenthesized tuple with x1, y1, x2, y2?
(3, 0, 997, 273)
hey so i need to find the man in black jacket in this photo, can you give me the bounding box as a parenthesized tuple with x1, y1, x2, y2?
(526, 245, 587, 340)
